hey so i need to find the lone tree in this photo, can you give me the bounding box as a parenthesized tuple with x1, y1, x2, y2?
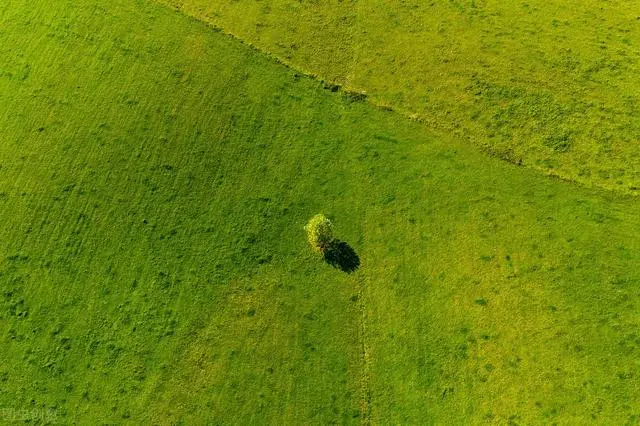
(304, 214, 334, 254)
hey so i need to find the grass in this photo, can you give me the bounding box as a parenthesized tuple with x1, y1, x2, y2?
(0, 0, 639, 424)
(155, 0, 640, 196)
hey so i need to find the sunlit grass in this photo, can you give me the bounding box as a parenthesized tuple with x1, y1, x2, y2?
(0, 0, 638, 424)
(155, 0, 640, 195)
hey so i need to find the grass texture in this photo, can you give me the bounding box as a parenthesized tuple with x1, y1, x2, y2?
(0, 0, 639, 424)
(158, 0, 640, 195)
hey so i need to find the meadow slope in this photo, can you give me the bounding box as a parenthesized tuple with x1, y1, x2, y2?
(157, 0, 640, 195)
(0, 0, 639, 424)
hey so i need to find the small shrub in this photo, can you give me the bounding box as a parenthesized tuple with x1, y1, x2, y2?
(343, 90, 368, 103)
(322, 81, 341, 92)
(544, 131, 571, 152)
(304, 214, 334, 254)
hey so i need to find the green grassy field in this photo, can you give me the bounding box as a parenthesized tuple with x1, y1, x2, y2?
(158, 0, 640, 196)
(1, 0, 639, 424)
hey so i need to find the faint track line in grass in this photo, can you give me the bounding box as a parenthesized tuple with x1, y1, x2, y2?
(353, 175, 373, 424)
(354, 272, 372, 424)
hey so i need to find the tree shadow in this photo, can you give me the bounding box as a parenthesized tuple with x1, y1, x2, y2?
(324, 240, 360, 273)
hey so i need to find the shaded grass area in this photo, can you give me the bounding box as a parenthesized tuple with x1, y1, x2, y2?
(155, 0, 640, 195)
(0, 0, 639, 424)
(324, 241, 360, 274)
